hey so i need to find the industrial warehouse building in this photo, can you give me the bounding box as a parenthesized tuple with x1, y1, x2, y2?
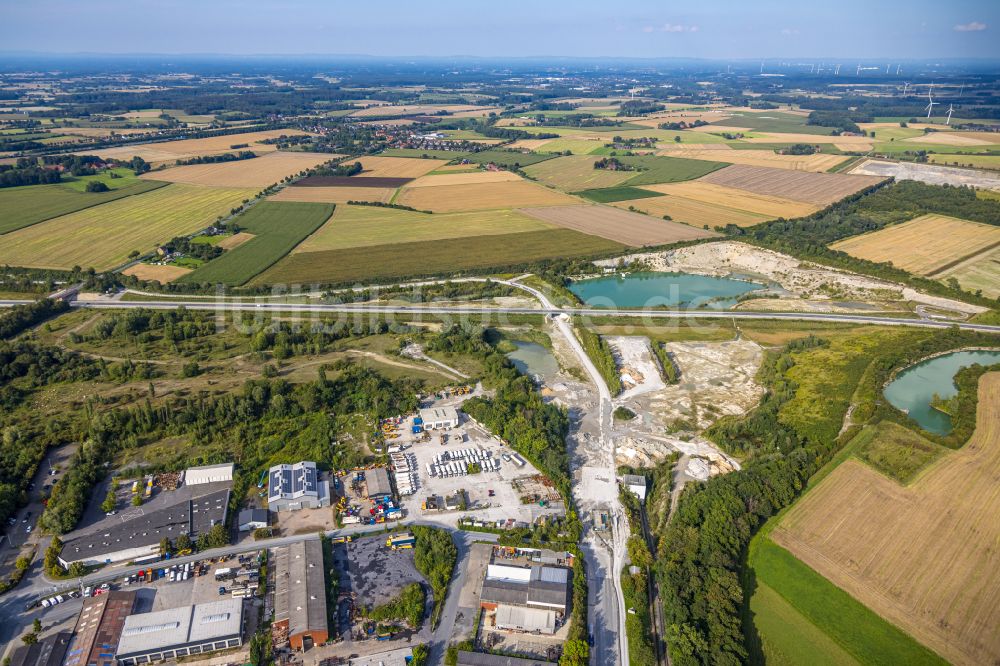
(115, 599, 244, 665)
(183, 463, 234, 486)
(365, 467, 392, 501)
(267, 461, 331, 511)
(480, 563, 571, 634)
(273, 540, 329, 650)
(418, 406, 459, 430)
(58, 485, 230, 568)
(64, 590, 137, 666)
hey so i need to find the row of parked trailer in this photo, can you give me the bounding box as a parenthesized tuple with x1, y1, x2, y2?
(391, 452, 417, 496)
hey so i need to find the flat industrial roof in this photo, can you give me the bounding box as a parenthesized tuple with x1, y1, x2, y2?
(60, 485, 230, 563)
(419, 406, 459, 422)
(366, 467, 392, 497)
(116, 599, 242, 658)
(273, 540, 328, 638)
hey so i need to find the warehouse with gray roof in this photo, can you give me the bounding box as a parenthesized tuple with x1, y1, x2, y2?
(273, 539, 329, 650)
(58, 484, 230, 568)
(115, 599, 244, 665)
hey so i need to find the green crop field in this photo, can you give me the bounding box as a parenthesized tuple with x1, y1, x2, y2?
(750, 538, 946, 666)
(254, 228, 623, 285)
(463, 150, 556, 168)
(928, 153, 1000, 170)
(727, 142, 846, 154)
(575, 186, 663, 203)
(534, 138, 606, 155)
(294, 205, 553, 251)
(750, 581, 860, 666)
(0, 180, 167, 235)
(380, 148, 470, 160)
(58, 167, 144, 192)
(711, 111, 838, 135)
(178, 201, 334, 285)
(618, 155, 728, 186)
(523, 155, 634, 190)
(0, 183, 252, 271)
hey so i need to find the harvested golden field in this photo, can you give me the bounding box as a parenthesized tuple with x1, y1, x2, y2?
(141, 151, 333, 188)
(294, 205, 553, 252)
(522, 155, 634, 191)
(831, 214, 1000, 276)
(656, 143, 733, 152)
(905, 132, 1000, 147)
(773, 373, 1000, 666)
(404, 170, 522, 187)
(518, 204, 718, 246)
(82, 129, 312, 165)
(269, 185, 396, 204)
(610, 195, 769, 228)
(122, 263, 192, 283)
(355, 155, 449, 178)
(395, 180, 579, 213)
(644, 181, 820, 218)
(699, 164, 884, 205)
(0, 183, 253, 271)
(656, 148, 847, 172)
(507, 139, 558, 151)
(216, 232, 255, 250)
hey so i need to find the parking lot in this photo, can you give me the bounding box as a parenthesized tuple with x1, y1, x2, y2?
(389, 413, 565, 528)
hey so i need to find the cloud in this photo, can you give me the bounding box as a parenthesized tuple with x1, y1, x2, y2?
(780, 28, 800, 36)
(954, 21, 987, 32)
(652, 23, 699, 33)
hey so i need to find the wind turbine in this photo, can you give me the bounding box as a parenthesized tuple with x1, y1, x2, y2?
(925, 86, 938, 119)
(835, 63, 841, 75)
(896, 64, 901, 75)
(760, 60, 764, 74)
(946, 104, 954, 125)
(885, 63, 890, 74)
(856, 64, 862, 76)
(902, 82, 910, 96)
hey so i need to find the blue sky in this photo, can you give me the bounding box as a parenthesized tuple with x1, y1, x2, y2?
(1, 0, 997, 59)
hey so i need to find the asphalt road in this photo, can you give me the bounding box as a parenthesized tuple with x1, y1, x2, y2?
(2, 298, 998, 333)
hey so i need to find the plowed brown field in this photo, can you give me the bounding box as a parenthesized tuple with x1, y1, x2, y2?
(517, 205, 718, 246)
(699, 164, 884, 205)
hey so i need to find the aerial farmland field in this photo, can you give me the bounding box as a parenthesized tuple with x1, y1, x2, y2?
(937, 246, 1000, 298)
(830, 214, 1000, 277)
(254, 228, 623, 285)
(141, 151, 334, 187)
(0, 179, 166, 234)
(355, 155, 449, 178)
(610, 194, 770, 228)
(517, 205, 719, 246)
(394, 179, 579, 212)
(643, 181, 820, 218)
(270, 185, 396, 204)
(772, 373, 1000, 666)
(178, 201, 334, 285)
(522, 155, 635, 191)
(293, 205, 554, 252)
(80, 129, 314, 165)
(0, 183, 253, 270)
(655, 147, 848, 172)
(699, 164, 884, 205)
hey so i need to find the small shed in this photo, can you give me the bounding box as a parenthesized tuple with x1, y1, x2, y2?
(622, 474, 647, 501)
(238, 508, 270, 532)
